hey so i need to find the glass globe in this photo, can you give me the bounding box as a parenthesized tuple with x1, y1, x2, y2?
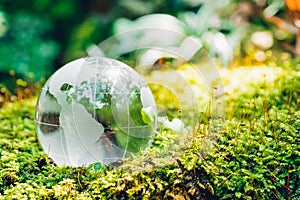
(36, 57, 157, 167)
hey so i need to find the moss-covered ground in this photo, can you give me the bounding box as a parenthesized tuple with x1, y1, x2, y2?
(0, 63, 299, 199)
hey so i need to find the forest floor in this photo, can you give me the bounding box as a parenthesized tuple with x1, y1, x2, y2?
(0, 63, 299, 199)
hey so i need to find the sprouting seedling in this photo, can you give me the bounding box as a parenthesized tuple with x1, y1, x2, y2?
(88, 162, 103, 171)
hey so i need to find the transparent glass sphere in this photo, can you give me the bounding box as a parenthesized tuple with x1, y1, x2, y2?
(36, 57, 157, 167)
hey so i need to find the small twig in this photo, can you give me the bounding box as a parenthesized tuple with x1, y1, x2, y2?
(270, 189, 280, 200)
(77, 165, 86, 190)
(285, 165, 291, 199)
(217, 169, 241, 187)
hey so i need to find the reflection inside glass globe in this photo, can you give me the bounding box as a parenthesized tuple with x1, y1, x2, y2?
(36, 57, 157, 167)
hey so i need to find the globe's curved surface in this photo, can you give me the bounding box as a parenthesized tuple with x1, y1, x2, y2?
(36, 57, 157, 167)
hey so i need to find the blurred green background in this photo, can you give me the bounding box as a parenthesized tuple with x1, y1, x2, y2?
(0, 0, 297, 101)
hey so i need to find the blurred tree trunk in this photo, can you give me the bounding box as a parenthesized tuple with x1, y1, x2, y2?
(285, 0, 300, 55)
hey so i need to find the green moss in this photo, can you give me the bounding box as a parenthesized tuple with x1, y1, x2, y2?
(0, 64, 299, 199)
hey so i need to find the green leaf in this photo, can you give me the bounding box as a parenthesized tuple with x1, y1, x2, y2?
(129, 89, 147, 126)
(141, 107, 154, 125)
